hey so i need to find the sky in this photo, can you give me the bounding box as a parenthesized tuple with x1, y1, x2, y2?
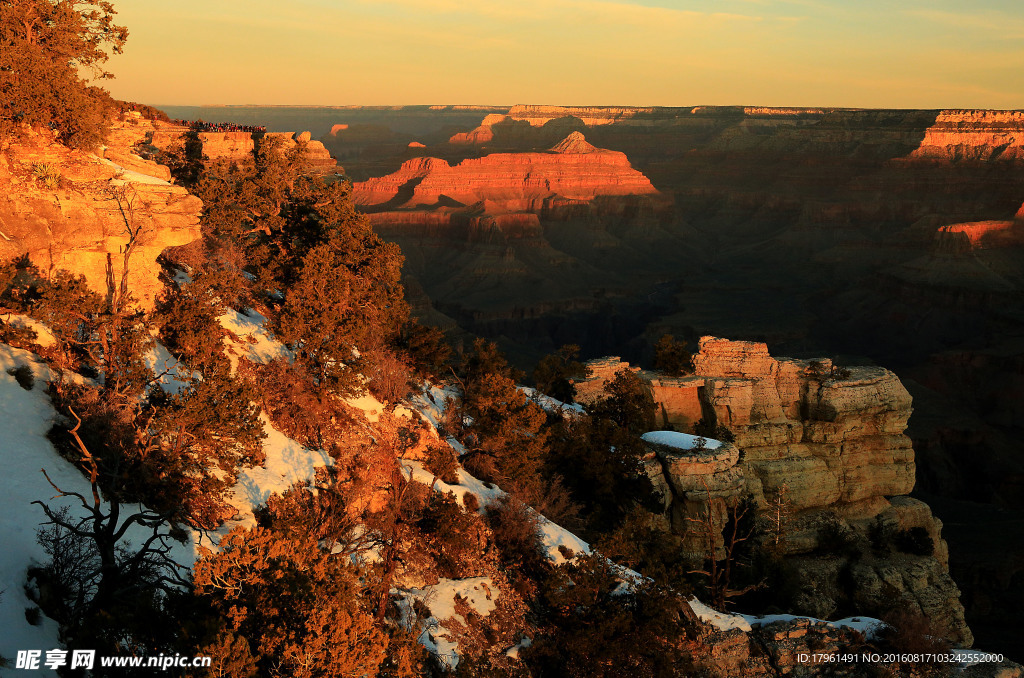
(105, 0, 1024, 109)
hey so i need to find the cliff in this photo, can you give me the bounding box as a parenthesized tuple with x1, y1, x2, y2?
(577, 338, 972, 645)
(908, 110, 1024, 162)
(143, 121, 337, 170)
(353, 132, 659, 211)
(0, 126, 201, 308)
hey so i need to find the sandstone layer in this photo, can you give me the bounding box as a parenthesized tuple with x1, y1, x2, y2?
(353, 132, 659, 211)
(140, 120, 336, 171)
(0, 126, 201, 308)
(577, 337, 972, 645)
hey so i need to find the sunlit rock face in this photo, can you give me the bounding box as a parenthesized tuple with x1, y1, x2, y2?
(906, 110, 1024, 162)
(352, 132, 659, 211)
(0, 126, 201, 308)
(578, 337, 972, 645)
(146, 122, 336, 170)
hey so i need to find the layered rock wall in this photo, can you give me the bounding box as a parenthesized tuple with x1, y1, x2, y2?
(908, 110, 1024, 162)
(140, 122, 336, 170)
(353, 132, 658, 210)
(577, 337, 972, 644)
(0, 128, 202, 308)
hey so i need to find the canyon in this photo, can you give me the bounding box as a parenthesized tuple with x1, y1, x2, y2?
(19, 103, 1022, 656)
(307, 104, 1024, 656)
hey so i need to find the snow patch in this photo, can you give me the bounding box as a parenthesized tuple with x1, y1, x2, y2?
(408, 383, 459, 432)
(519, 386, 585, 417)
(0, 344, 196, 674)
(219, 308, 291, 368)
(398, 577, 499, 669)
(688, 597, 753, 632)
(345, 391, 385, 423)
(1, 314, 57, 347)
(143, 341, 197, 395)
(505, 636, 532, 659)
(641, 430, 723, 451)
(737, 611, 885, 639)
(201, 415, 334, 549)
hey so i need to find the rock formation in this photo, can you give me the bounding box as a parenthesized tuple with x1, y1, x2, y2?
(141, 120, 336, 170)
(0, 126, 201, 308)
(907, 110, 1024, 162)
(577, 338, 972, 645)
(352, 132, 659, 211)
(935, 216, 1024, 252)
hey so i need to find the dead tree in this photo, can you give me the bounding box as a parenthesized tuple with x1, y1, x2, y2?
(685, 476, 761, 610)
(31, 409, 189, 651)
(107, 183, 144, 315)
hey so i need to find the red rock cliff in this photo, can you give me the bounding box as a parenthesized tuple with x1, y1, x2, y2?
(352, 132, 658, 211)
(0, 127, 201, 308)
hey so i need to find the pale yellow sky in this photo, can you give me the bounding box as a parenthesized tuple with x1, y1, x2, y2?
(105, 0, 1024, 108)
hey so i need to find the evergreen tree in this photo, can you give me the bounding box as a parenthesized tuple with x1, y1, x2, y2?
(525, 554, 696, 678)
(192, 526, 392, 678)
(546, 415, 655, 534)
(456, 339, 548, 490)
(652, 334, 691, 376)
(589, 368, 656, 435)
(157, 123, 205, 188)
(532, 343, 586, 403)
(0, 0, 128, 148)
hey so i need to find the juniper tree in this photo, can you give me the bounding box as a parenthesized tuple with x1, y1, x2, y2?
(653, 334, 691, 376)
(532, 343, 586, 404)
(192, 526, 394, 678)
(0, 0, 128, 148)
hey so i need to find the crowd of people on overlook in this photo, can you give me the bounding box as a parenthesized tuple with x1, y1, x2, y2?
(171, 120, 267, 134)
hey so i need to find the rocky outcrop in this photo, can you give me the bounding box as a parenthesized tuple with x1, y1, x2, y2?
(352, 132, 659, 211)
(577, 337, 972, 645)
(0, 127, 201, 308)
(504, 105, 658, 127)
(140, 122, 336, 170)
(935, 217, 1024, 252)
(908, 110, 1024, 163)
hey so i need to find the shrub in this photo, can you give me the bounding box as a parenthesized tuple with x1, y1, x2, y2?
(31, 163, 61, 189)
(877, 608, 953, 676)
(417, 493, 486, 578)
(532, 344, 586, 403)
(396, 319, 451, 380)
(424, 444, 460, 485)
(364, 347, 412, 404)
(545, 415, 653, 534)
(589, 369, 656, 435)
(526, 554, 696, 678)
(192, 527, 391, 677)
(485, 496, 549, 587)
(817, 515, 862, 558)
(691, 417, 735, 443)
(455, 339, 549, 489)
(652, 334, 691, 376)
(247, 358, 357, 454)
(896, 526, 935, 556)
(596, 508, 693, 593)
(155, 269, 229, 374)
